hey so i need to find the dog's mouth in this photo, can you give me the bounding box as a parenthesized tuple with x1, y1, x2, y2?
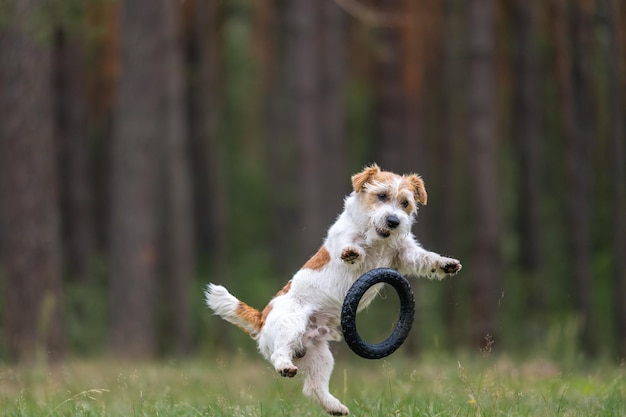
(375, 227, 391, 238)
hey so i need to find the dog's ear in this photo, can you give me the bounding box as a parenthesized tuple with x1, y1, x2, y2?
(351, 164, 381, 192)
(405, 174, 428, 205)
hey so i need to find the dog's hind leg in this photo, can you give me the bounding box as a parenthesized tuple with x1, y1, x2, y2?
(262, 306, 309, 377)
(299, 342, 349, 415)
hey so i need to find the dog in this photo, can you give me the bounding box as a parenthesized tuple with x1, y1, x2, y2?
(205, 164, 461, 415)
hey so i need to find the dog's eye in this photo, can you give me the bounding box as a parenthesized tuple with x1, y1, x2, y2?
(401, 200, 409, 208)
(377, 193, 388, 202)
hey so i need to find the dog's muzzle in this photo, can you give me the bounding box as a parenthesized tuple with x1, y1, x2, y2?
(386, 215, 400, 229)
(375, 215, 400, 238)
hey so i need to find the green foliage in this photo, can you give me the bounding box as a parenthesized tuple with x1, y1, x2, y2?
(65, 282, 108, 356)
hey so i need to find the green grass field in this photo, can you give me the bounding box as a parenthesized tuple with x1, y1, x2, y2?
(1, 353, 624, 416)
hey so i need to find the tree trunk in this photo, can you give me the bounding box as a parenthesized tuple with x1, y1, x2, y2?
(162, 0, 195, 355)
(318, 0, 348, 224)
(513, 0, 545, 314)
(187, 0, 232, 351)
(440, 0, 465, 348)
(554, 0, 596, 355)
(374, 0, 407, 170)
(265, 2, 300, 276)
(289, 0, 324, 257)
(0, 0, 65, 362)
(56, 29, 95, 284)
(603, 0, 626, 359)
(109, 0, 168, 358)
(466, 0, 501, 348)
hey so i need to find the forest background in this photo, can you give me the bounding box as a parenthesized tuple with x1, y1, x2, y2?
(0, 0, 624, 364)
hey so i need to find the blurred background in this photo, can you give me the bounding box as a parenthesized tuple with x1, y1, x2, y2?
(0, 0, 624, 364)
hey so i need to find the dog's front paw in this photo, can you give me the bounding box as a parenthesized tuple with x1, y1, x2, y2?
(278, 366, 298, 377)
(340, 246, 363, 265)
(439, 258, 462, 275)
(325, 400, 350, 415)
(328, 406, 350, 416)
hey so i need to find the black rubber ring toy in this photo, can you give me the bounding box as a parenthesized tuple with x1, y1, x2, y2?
(341, 268, 415, 359)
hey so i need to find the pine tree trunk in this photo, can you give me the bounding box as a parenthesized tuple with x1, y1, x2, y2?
(162, 0, 195, 355)
(289, 0, 324, 257)
(318, 0, 348, 225)
(56, 30, 95, 284)
(374, 0, 407, 170)
(109, 0, 167, 357)
(0, 0, 65, 362)
(440, 0, 465, 348)
(466, 0, 501, 347)
(603, 0, 626, 359)
(265, 1, 301, 277)
(513, 0, 545, 314)
(554, 0, 595, 355)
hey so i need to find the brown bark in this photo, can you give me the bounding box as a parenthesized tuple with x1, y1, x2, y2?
(56, 29, 95, 284)
(290, 0, 324, 257)
(554, 0, 596, 355)
(440, 0, 465, 347)
(0, 0, 65, 362)
(109, 0, 169, 357)
(162, 0, 195, 355)
(318, 0, 348, 225)
(373, 0, 408, 170)
(604, 0, 626, 359)
(187, 0, 232, 350)
(513, 0, 545, 313)
(266, 0, 300, 276)
(466, 0, 501, 347)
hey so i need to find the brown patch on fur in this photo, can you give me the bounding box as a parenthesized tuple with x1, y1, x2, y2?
(351, 164, 381, 192)
(235, 302, 263, 334)
(353, 164, 427, 207)
(260, 280, 293, 328)
(403, 174, 427, 205)
(302, 246, 331, 270)
(276, 280, 292, 296)
(234, 281, 293, 335)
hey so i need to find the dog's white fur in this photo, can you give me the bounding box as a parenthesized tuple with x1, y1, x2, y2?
(205, 164, 461, 415)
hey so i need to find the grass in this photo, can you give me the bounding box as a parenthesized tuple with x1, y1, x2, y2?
(0, 351, 624, 416)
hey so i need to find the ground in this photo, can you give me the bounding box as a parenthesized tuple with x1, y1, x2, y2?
(1, 353, 624, 416)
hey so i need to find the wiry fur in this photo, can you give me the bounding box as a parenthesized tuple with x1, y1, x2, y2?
(205, 164, 461, 415)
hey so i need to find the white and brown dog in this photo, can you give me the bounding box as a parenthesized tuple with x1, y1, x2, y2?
(205, 164, 461, 415)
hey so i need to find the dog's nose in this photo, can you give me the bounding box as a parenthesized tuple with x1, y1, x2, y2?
(386, 215, 400, 229)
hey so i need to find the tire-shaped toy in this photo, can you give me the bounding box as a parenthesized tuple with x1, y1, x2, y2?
(341, 268, 415, 359)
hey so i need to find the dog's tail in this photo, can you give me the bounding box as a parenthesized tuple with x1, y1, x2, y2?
(205, 284, 263, 338)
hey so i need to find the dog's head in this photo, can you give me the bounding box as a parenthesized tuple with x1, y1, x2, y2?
(350, 163, 427, 240)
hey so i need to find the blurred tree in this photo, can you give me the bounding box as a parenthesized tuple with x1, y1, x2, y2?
(373, 0, 409, 170)
(265, 1, 302, 277)
(513, 0, 545, 317)
(603, 0, 626, 359)
(84, 2, 119, 252)
(466, 0, 501, 347)
(109, 0, 193, 357)
(439, 0, 465, 347)
(289, 0, 324, 257)
(109, 0, 163, 357)
(554, 0, 596, 355)
(186, 0, 230, 350)
(318, 0, 348, 221)
(56, 27, 95, 284)
(187, 0, 227, 261)
(162, 0, 195, 355)
(270, 0, 347, 268)
(0, 0, 65, 362)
